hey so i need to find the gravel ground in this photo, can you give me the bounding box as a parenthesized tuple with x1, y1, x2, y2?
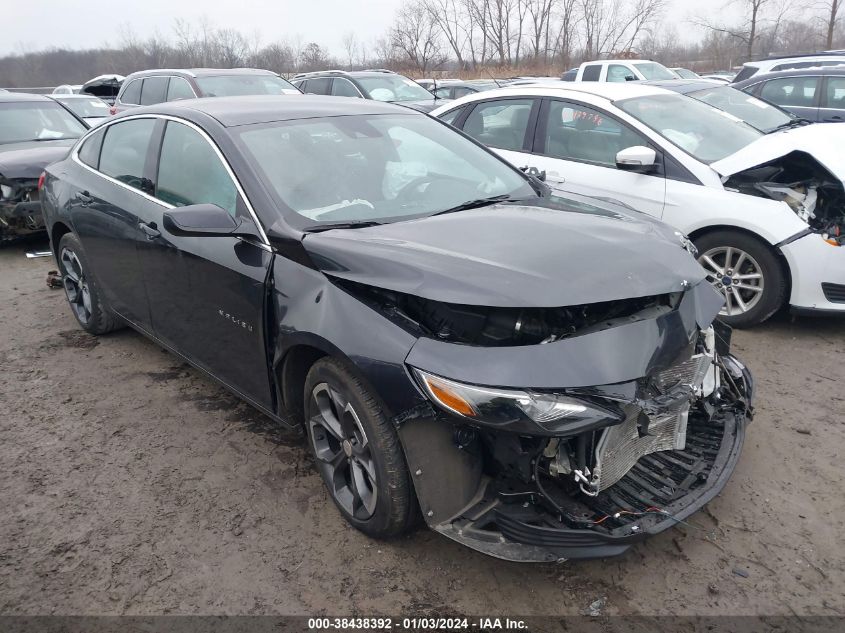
(1, 237, 844, 618)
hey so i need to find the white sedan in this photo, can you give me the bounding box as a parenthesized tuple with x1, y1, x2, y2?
(431, 83, 845, 326)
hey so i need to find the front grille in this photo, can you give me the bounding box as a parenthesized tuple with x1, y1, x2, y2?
(822, 283, 845, 303)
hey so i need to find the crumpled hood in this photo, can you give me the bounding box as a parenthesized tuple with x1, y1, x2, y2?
(0, 140, 76, 180)
(302, 200, 706, 308)
(711, 123, 845, 182)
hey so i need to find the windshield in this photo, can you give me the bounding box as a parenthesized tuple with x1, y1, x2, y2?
(236, 113, 534, 227)
(616, 93, 763, 163)
(55, 97, 110, 118)
(356, 75, 434, 102)
(687, 85, 795, 133)
(632, 62, 676, 80)
(673, 68, 699, 79)
(0, 101, 87, 144)
(195, 75, 299, 97)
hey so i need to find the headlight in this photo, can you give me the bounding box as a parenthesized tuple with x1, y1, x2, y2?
(411, 368, 622, 435)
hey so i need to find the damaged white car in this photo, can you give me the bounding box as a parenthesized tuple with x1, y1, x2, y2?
(432, 83, 845, 326)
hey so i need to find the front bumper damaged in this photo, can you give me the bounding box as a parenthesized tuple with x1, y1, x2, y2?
(0, 182, 44, 240)
(396, 282, 753, 562)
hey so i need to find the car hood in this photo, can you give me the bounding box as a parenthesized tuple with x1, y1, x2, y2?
(393, 99, 447, 113)
(301, 198, 705, 308)
(711, 123, 845, 182)
(0, 140, 77, 179)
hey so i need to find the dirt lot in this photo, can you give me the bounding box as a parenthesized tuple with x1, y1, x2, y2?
(1, 237, 844, 618)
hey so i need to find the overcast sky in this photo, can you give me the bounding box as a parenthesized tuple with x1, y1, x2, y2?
(5, 0, 739, 58)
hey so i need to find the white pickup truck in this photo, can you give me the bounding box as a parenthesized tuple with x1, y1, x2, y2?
(575, 59, 676, 82)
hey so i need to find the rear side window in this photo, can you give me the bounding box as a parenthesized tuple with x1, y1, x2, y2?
(582, 65, 601, 81)
(760, 77, 819, 107)
(732, 66, 758, 83)
(77, 129, 104, 169)
(304, 78, 331, 94)
(462, 99, 533, 151)
(438, 106, 464, 126)
(140, 77, 169, 106)
(156, 121, 238, 216)
(99, 119, 156, 191)
(120, 79, 142, 105)
(824, 77, 845, 108)
(167, 77, 195, 101)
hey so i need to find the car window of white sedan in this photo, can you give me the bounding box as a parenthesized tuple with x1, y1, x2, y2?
(543, 101, 649, 167)
(462, 99, 533, 151)
(617, 93, 763, 163)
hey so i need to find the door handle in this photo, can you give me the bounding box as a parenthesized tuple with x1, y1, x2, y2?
(76, 191, 93, 205)
(139, 221, 160, 240)
(827, 115, 842, 121)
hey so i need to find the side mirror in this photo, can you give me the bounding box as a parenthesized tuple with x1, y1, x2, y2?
(615, 146, 657, 174)
(163, 204, 260, 238)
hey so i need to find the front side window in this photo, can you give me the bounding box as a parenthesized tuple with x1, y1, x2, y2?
(156, 121, 238, 216)
(617, 93, 763, 163)
(462, 99, 533, 151)
(760, 77, 820, 108)
(236, 113, 534, 227)
(607, 65, 635, 82)
(331, 78, 361, 98)
(356, 75, 433, 102)
(167, 77, 195, 101)
(194, 74, 298, 96)
(120, 79, 142, 105)
(0, 101, 87, 144)
(581, 65, 601, 81)
(689, 85, 794, 132)
(824, 76, 845, 108)
(140, 77, 169, 106)
(543, 101, 648, 166)
(98, 118, 156, 190)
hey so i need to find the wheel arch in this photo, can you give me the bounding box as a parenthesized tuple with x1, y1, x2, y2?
(51, 221, 73, 265)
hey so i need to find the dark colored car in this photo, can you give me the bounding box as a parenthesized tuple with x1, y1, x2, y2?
(40, 95, 753, 562)
(732, 67, 845, 123)
(291, 69, 445, 112)
(1, 93, 88, 241)
(644, 79, 808, 133)
(112, 68, 301, 115)
(432, 80, 499, 100)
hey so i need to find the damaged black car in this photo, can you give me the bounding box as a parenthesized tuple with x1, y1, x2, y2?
(1, 93, 88, 241)
(40, 96, 753, 562)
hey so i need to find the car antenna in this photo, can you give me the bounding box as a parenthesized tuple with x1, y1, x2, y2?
(485, 69, 503, 88)
(432, 75, 439, 99)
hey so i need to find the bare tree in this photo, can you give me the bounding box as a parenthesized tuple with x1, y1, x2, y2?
(391, 0, 446, 72)
(424, 0, 470, 68)
(693, 0, 773, 61)
(342, 31, 360, 67)
(820, 0, 842, 48)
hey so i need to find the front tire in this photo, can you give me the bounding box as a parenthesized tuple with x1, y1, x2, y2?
(694, 230, 785, 328)
(57, 233, 123, 335)
(304, 357, 415, 538)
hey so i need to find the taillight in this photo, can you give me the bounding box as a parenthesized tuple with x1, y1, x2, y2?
(38, 172, 46, 191)
(109, 105, 117, 115)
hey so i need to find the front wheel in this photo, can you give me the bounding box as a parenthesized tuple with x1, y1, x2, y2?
(694, 230, 786, 328)
(304, 357, 416, 538)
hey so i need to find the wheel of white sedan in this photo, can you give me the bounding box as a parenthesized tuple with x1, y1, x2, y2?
(694, 230, 786, 328)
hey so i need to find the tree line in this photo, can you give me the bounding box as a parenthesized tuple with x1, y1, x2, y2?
(1, 0, 844, 87)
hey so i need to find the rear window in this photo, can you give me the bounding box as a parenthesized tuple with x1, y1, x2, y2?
(581, 65, 601, 81)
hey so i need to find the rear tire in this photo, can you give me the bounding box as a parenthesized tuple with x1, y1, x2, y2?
(304, 357, 415, 538)
(57, 233, 123, 335)
(694, 230, 785, 328)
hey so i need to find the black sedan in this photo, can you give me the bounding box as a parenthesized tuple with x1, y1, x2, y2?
(1, 93, 88, 240)
(40, 95, 753, 562)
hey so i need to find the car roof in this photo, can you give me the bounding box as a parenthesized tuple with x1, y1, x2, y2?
(642, 79, 727, 93)
(125, 68, 277, 80)
(733, 65, 845, 86)
(49, 93, 107, 100)
(0, 92, 53, 103)
(743, 54, 845, 68)
(470, 82, 671, 100)
(127, 94, 419, 127)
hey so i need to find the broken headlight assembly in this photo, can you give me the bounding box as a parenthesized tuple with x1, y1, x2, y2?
(412, 368, 622, 435)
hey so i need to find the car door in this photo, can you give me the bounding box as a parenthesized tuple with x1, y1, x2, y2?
(758, 76, 821, 121)
(69, 118, 158, 329)
(136, 117, 275, 408)
(526, 98, 666, 218)
(456, 97, 539, 168)
(820, 76, 845, 122)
